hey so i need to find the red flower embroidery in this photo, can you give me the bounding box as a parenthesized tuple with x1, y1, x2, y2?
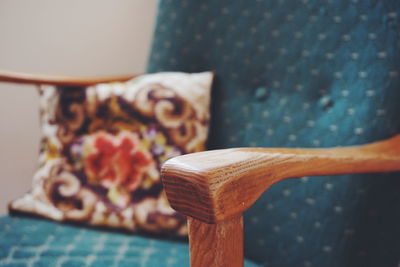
(84, 132, 154, 192)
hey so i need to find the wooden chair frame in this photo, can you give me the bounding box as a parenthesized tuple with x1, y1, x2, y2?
(161, 135, 400, 266)
(0, 70, 137, 86)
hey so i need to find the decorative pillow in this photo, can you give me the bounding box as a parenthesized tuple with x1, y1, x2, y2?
(10, 72, 214, 236)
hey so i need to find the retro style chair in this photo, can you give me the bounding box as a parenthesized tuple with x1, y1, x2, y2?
(1, 1, 400, 267)
(152, 1, 400, 266)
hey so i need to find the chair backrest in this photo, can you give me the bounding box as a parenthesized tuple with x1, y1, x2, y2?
(147, 1, 400, 266)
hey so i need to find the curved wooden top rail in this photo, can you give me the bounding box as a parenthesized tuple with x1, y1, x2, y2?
(161, 135, 400, 224)
(0, 70, 138, 86)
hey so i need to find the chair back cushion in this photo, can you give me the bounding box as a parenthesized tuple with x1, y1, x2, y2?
(148, 1, 400, 266)
(10, 72, 213, 237)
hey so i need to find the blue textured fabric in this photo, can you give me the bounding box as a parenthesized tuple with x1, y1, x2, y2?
(147, 1, 400, 266)
(0, 216, 260, 267)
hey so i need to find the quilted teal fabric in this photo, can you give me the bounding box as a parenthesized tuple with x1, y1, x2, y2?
(0, 216, 260, 267)
(147, 0, 400, 266)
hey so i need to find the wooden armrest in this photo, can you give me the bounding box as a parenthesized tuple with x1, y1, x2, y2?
(163, 136, 400, 267)
(161, 135, 400, 224)
(0, 70, 138, 86)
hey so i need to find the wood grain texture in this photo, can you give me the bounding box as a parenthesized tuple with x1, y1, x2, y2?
(161, 135, 400, 223)
(188, 215, 243, 267)
(0, 70, 138, 86)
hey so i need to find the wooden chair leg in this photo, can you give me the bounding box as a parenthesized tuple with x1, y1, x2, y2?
(187, 215, 244, 267)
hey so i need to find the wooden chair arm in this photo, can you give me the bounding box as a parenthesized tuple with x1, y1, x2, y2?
(161, 135, 400, 224)
(0, 70, 138, 86)
(163, 135, 400, 267)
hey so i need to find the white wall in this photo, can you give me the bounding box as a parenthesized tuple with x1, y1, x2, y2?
(0, 0, 157, 214)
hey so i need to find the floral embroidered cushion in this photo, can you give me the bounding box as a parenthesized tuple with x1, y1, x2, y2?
(10, 72, 213, 236)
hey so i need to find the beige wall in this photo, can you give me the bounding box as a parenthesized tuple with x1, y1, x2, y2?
(0, 0, 157, 214)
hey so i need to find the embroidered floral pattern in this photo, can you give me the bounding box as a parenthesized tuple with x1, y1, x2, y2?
(83, 131, 156, 207)
(10, 72, 213, 236)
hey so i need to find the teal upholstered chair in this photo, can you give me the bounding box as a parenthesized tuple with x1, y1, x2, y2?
(152, 1, 400, 266)
(2, 1, 400, 267)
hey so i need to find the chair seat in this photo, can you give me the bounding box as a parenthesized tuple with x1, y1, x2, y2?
(0, 216, 261, 267)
